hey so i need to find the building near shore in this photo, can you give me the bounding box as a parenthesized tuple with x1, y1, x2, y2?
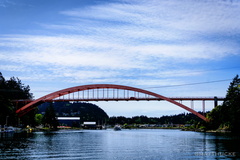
(57, 117, 80, 127)
(82, 122, 97, 129)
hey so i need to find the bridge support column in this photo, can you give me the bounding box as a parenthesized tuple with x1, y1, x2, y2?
(214, 96, 218, 107)
(191, 100, 194, 109)
(202, 100, 205, 116)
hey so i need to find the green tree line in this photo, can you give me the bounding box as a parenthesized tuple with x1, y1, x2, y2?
(107, 112, 203, 125)
(0, 72, 33, 126)
(207, 75, 240, 133)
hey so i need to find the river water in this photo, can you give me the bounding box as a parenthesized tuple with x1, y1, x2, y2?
(0, 129, 240, 160)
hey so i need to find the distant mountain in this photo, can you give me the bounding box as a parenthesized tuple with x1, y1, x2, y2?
(38, 102, 109, 123)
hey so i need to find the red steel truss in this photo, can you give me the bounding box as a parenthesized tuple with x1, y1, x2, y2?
(16, 84, 223, 121)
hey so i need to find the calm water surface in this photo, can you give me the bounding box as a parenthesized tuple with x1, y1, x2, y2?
(1, 129, 240, 160)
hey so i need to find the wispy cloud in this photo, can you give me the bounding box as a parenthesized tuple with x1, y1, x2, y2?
(0, 0, 239, 92)
(0, 64, 27, 72)
(0, 0, 15, 7)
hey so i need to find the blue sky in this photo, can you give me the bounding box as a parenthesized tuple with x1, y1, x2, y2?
(0, 0, 240, 117)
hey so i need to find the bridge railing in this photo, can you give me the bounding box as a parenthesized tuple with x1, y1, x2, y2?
(14, 96, 224, 103)
(54, 88, 157, 101)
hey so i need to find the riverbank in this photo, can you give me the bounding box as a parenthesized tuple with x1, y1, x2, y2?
(181, 127, 234, 134)
(5, 124, 234, 134)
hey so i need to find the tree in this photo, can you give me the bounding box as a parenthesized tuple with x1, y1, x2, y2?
(207, 105, 222, 129)
(223, 75, 240, 132)
(207, 75, 240, 132)
(42, 102, 58, 129)
(0, 72, 33, 126)
(35, 114, 43, 126)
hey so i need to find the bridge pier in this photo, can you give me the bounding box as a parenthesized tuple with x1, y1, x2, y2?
(202, 100, 205, 116)
(214, 96, 218, 107)
(191, 100, 194, 109)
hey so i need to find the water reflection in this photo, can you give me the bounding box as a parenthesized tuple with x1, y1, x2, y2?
(0, 132, 32, 159)
(0, 129, 239, 159)
(207, 132, 240, 159)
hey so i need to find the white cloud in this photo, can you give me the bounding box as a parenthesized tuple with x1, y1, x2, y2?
(144, 69, 204, 78)
(60, 0, 240, 35)
(56, 0, 240, 60)
(0, 64, 27, 72)
(164, 1, 240, 34)
(130, 42, 239, 60)
(0, 0, 240, 98)
(1, 0, 239, 117)
(0, 35, 142, 69)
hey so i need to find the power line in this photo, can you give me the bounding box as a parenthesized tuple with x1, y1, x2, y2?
(144, 79, 232, 89)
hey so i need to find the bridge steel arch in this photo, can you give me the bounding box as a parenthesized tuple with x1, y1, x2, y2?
(16, 84, 208, 121)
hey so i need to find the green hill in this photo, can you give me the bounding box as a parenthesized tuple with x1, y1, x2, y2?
(38, 102, 109, 124)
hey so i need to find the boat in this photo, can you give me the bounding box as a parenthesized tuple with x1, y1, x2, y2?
(1, 126, 22, 134)
(1, 126, 15, 138)
(113, 125, 121, 131)
(2, 126, 16, 133)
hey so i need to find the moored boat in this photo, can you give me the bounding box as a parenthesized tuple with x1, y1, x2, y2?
(113, 125, 121, 131)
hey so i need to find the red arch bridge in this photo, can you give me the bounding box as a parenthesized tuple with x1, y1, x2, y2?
(15, 84, 224, 121)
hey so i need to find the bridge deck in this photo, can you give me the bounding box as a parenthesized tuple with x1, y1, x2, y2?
(15, 97, 224, 103)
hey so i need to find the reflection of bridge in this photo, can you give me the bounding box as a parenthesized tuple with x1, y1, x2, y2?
(15, 84, 224, 121)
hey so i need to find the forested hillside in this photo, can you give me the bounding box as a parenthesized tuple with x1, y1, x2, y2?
(207, 75, 240, 133)
(38, 102, 109, 123)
